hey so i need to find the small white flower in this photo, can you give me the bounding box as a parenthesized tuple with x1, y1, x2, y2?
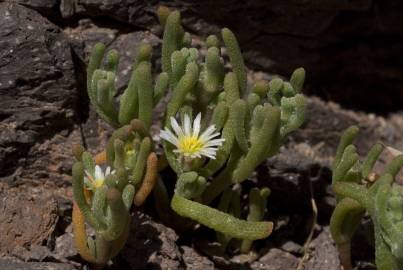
(84, 165, 115, 190)
(160, 113, 225, 160)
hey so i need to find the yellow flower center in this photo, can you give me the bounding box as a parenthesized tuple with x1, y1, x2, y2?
(178, 136, 203, 155)
(93, 179, 104, 188)
(87, 175, 104, 189)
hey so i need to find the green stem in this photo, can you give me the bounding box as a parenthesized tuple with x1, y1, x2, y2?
(171, 194, 273, 240)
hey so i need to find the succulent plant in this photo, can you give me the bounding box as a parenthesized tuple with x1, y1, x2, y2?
(71, 120, 158, 266)
(330, 126, 403, 270)
(72, 5, 307, 266)
(87, 41, 168, 129)
(157, 7, 307, 251)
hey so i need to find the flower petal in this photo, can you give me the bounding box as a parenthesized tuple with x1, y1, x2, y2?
(193, 113, 202, 137)
(170, 117, 184, 138)
(160, 129, 179, 146)
(203, 138, 225, 147)
(184, 114, 192, 137)
(95, 165, 103, 180)
(163, 113, 225, 161)
(199, 125, 218, 142)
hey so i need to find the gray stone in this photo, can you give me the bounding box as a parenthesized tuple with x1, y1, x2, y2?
(118, 211, 183, 270)
(11, 0, 58, 13)
(251, 248, 299, 270)
(61, 0, 403, 113)
(301, 227, 340, 270)
(181, 246, 214, 270)
(0, 3, 77, 184)
(0, 260, 76, 270)
(73, 0, 157, 29)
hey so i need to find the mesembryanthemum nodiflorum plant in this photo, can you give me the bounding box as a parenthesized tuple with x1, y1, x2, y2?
(71, 5, 308, 267)
(330, 126, 403, 270)
(155, 7, 307, 252)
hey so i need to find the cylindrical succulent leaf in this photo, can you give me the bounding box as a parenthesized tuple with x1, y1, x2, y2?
(203, 47, 224, 94)
(105, 49, 119, 74)
(222, 28, 247, 96)
(154, 72, 169, 104)
(280, 94, 306, 137)
(233, 106, 281, 183)
(241, 187, 271, 253)
(230, 99, 249, 153)
(72, 162, 106, 231)
(157, 5, 171, 28)
(134, 62, 153, 129)
(171, 194, 273, 240)
(134, 43, 152, 69)
(134, 152, 158, 206)
(132, 137, 152, 185)
(162, 11, 184, 76)
(102, 188, 129, 241)
(166, 62, 199, 119)
(333, 126, 359, 169)
(87, 43, 106, 104)
(252, 80, 269, 98)
(206, 35, 220, 48)
(175, 171, 206, 200)
(268, 78, 283, 106)
(290, 67, 305, 93)
(119, 68, 139, 125)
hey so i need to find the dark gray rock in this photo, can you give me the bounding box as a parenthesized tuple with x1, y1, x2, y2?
(109, 31, 160, 91)
(65, 20, 160, 90)
(301, 227, 340, 270)
(0, 3, 77, 184)
(11, 0, 58, 14)
(71, 0, 158, 30)
(117, 211, 183, 270)
(64, 19, 119, 60)
(60, 0, 403, 113)
(174, 0, 403, 114)
(251, 248, 299, 270)
(0, 260, 76, 270)
(9, 245, 52, 262)
(292, 97, 399, 159)
(51, 224, 77, 262)
(181, 246, 214, 270)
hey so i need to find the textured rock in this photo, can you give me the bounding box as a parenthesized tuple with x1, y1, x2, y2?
(64, 19, 119, 60)
(0, 3, 77, 184)
(16, 129, 83, 188)
(56, 0, 403, 113)
(108, 31, 160, 90)
(181, 246, 214, 270)
(301, 227, 340, 270)
(65, 20, 160, 90)
(174, 0, 403, 113)
(117, 211, 183, 270)
(251, 248, 299, 270)
(7, 1, 403, 112)
(0, 184, 58, 256)
(0, 260, 76, 270)
(51, 224, 77, 262)
(72, 0, 157, 29)
(12, 0, 58, 14)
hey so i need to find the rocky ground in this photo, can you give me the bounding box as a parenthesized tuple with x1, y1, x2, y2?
(1, 1, 403, 269)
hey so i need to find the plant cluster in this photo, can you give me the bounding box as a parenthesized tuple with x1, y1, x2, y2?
(71, 6, 306, 268)
(330, 126, 403, 270)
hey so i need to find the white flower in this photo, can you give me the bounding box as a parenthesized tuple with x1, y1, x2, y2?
(84, 165, 115, 190)
(160, 113, 225, 159)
